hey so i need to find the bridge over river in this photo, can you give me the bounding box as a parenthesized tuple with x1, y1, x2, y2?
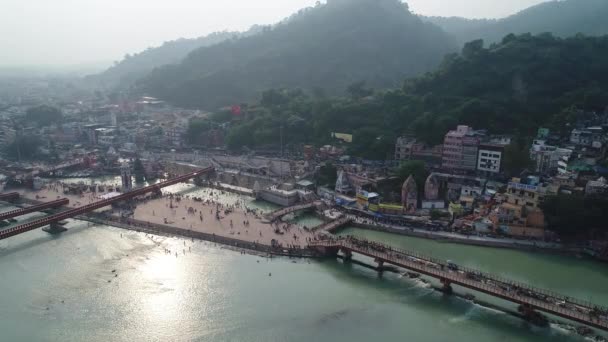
(265, 201, 322, 222)
(0, 167, 214, 240)
(309, 237, 608, 332)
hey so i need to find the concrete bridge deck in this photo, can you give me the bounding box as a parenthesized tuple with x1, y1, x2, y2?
(310, 238, 608, 332)
(312, 217, 353, 233)
(266, 201, 321, 222)
(0, 198, 69, 221)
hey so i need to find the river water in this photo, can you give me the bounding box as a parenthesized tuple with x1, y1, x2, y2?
(1, 181, 607, 341)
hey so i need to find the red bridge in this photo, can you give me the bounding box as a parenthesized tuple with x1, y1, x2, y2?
(0, 198, 69, 221)
(310, 237, 608, 332)
(0, 167, 214, 240)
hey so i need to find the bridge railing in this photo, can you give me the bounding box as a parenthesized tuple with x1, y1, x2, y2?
(0, 198, 69, 220)
(310, 239, 608, 315)
(348, 243, 608, 327)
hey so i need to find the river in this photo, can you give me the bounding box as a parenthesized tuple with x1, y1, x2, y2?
(1, 181, 607, 341)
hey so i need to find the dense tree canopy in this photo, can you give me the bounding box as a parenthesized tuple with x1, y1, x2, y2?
(89, 31, 237, 87)
(140, 0, 456, 109)
(185, 34, 608, 160)
(502, 138, 534, 176)
(316, 162, 338, 187)
(3, 135, 43, 161)
(541, 194, 608, 238)
(133, 158, 147, 183)
(396, 161, 428, 195)
(401, 34, 608, 143)
(425, 0, 608, 46)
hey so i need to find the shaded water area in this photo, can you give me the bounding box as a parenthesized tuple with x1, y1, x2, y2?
(0, 180, 607, 341)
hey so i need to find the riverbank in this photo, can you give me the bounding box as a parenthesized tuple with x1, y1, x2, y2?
(8, 183, 588, 258)
(327, 213, 582, 255)
(82, 213, 318, 258)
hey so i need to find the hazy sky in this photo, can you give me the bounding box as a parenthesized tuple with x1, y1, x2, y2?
(0, 0, 548, 67)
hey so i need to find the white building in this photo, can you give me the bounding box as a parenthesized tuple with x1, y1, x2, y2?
(530, 140, 572, 174)
(165, 125, 186, 147)
(477, 144, 503, 173)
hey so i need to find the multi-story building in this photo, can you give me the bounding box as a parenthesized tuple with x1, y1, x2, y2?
(164, 125, 186, 147)
(586, 177, 608, 196)
(442, 125, 480, 171)
(394, 136, 416, 160)
(477, 143, 504, 174)
(491, 176, 555, 238)
(529, 140, 573, 175)
(395, 136, 443, 165)
(0, 116, 16, 148)
(570, 127, 604, 147)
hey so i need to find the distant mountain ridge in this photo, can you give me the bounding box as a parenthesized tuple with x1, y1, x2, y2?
(424, 0, 608, 45)
(87, 31, 244, 87)
(137, 0, 457, 109)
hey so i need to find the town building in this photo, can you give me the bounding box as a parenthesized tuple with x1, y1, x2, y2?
(422, 173, 444, 209)
(95, 128, 117, 147)
(529, 139, 573, 175)
(442, 125, 480, 171)
(477, 143, 504, 174)
(586, 177, 608, 196)
(164, 125, 186, 147)
(491, 176, 553, 238)
(394, 136, 442, 163)
(570, 127, 604, 148)
(401, 175, 418, 212)
(424, 174, 440, 200)
(335, 170, 352, 194)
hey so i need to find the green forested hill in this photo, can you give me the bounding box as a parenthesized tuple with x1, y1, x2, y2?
(138, 0, 457, 109)
(188, 34, 608, 159)
(402, 34, 608, 142)
(87, 31, 237, 87)
(425, 0, 608, 46)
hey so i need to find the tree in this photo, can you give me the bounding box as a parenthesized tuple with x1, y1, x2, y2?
(185, 118, 212, 145)
(346, 81, 373, 100)
(316, 162, 338, 187)
(396, 160, 428, 193)
(3, 135, 43, 161)
(25, 105, 63, 127)
(462, 39, 484, 59)
(133, 158, 147, 183)
(502, 139, 533, 176)
(542, 194, 608, 239)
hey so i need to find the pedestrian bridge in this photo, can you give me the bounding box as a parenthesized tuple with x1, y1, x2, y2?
(312, 217, 352, 233)
(266, 201, 322, 222)
(309, 237, 608, 332)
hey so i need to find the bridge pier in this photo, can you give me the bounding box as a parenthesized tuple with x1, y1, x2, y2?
(518, 304, 549, 327)
(341, 249, 353, 262)
(374, 258, 385, 273)
(314, 246, 339, 258)
(440, 278, 453, 295)
(42, 222, 67, 235)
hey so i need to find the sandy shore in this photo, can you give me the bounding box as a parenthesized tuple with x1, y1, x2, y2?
(131, 195, 317, 248)
(17, 185, 112, 212)
(16, 184, 319, 248)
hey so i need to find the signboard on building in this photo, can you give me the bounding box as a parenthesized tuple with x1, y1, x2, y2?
(508, 182, 538, 191)
(331, 132, 353, 143)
